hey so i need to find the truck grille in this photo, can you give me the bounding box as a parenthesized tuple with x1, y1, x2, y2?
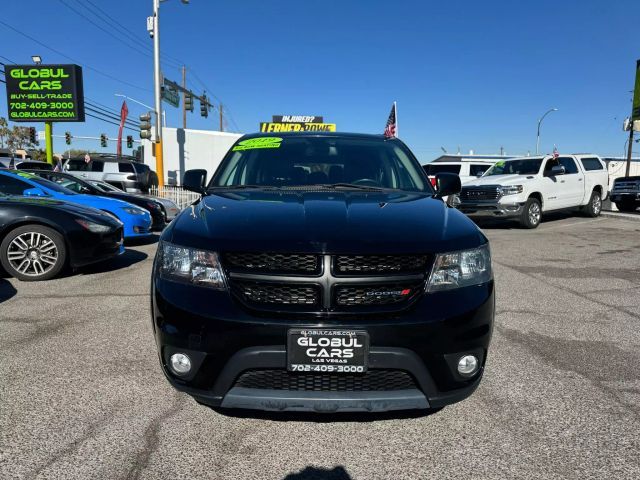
(234, 369, 417, 391)
(224, 253, 428, 313)
(335, 283, 421, 306)
(231, 281, 320, 306)
(222, 252, 320, 274)
(334, 255, 428, 275)
(460, 186, 501, 201)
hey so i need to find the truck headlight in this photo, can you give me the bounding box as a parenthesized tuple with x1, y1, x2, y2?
(500, 185, 523, 196)
(427, 244, 492, 292)
(158, 241, 226, 289)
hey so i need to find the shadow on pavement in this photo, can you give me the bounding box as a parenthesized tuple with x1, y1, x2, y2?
(211, 406, 443, 423)
(474, 210, 590, 230)
(125, 233, 160, 247)
(283, 466, 352, 480)
(0, 278, 17, 304)
(74, 248, 149, 276)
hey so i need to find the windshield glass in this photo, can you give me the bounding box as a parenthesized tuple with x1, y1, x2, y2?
(484, 158, 543, 176)
(92, 181, 120, 192)
(210, 136, 432, 192)
(27, 175, 77, 194)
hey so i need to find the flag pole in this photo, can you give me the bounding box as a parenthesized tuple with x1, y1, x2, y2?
(394, 101, 398, 138)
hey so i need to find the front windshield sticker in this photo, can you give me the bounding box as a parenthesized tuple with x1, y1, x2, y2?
(494, 161, 505, 167)
(232, 137, 283, 151)
(15, 171, 37, 180)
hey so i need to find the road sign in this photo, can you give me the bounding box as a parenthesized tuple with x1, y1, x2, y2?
(161, 85, 180, 108)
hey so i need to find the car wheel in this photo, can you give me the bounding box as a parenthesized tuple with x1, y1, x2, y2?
(584, 190, 602, 217)
(520, 197, 541, 229)
(0, 225, 67, 281)
(615, 201, 638, 213)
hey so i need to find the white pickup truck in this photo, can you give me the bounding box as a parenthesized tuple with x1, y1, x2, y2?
(456, 154, 609, 228)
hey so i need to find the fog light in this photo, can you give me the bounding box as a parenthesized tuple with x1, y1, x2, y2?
(169, 353, 192, 375)
(457, 355, 479, 376)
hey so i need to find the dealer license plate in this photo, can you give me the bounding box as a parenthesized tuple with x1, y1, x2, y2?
(287, 329, 369, 373)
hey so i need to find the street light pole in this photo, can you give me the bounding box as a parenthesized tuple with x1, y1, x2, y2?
(152, 0, 164, 187)
(536, 108, 558, 155)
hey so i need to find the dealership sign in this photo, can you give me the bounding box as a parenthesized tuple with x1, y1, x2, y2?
(4, 64, 85, 122)
(260, 114, 336, 132)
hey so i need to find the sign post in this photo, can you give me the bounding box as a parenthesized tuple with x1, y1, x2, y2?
(626, 59, 640, 177)
(4, 64, 85, 165)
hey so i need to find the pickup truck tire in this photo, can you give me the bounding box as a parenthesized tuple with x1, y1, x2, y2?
(520, 198, 542, 229)
(584, 191, 602, 217)
(615, 201, 638, 213)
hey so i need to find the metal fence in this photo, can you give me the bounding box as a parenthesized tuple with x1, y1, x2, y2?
(149, 185, 201, 209)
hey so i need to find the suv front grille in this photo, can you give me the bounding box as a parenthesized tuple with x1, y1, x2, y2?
(231, 281, 320, 306)
(334, 255, 428, 275)
(234, 369, 417, 391)
(335, 283, 422, 306)
(612, 180, 640, 193)
(222, 252, 320, 274)
(460, 186, 501, 201)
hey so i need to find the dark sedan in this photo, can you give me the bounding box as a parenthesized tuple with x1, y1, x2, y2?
(26, 170, 165, 230)
(0, 193, 123, 281)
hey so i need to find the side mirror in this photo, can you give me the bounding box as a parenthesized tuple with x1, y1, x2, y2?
(434, 172, 462, 198)
(550, 165, 566, 176)
(23, 187, 47, 197)
(183, 169, 208, 194)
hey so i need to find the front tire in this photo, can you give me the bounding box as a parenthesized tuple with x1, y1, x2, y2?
(519, 198, 542, 229)
(0, 225, 67, 281)
(615, 201, 638, 213)
(584, 190, 602, 217)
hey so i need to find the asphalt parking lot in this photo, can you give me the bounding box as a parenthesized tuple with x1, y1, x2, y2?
(1, 214, 640, 480)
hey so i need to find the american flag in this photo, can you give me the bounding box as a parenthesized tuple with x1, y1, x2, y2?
(84, 153, 91, 163)
(384, 102, 397, 138)
(552, 145, 559, 159)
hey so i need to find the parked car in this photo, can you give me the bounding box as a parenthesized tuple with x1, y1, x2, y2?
(64, 154, 153, 193)
(423, 159, 498, 186)
(609, 176, 640, 212)
(0, 170, 152, 239)
(87, 180, 181, 221)
(26, 170, 166, 230)
(0, 193, 123, 281)
(152, 132, 494, 413)
(0, 158, 53, 171)
(457, 154, 608, 228)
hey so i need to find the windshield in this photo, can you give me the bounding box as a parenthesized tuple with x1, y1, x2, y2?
(484, 158, 543, 176)
(91, 181, 121, 192)
(28, 175, 77, 194)
(210, 136, 432, 192)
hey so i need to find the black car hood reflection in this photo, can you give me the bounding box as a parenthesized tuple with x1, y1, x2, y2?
(168, 190, 486, 254)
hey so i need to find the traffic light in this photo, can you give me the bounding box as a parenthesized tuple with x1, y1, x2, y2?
(185, 92, 194, 112)
(65, 131, 72, 145)
(100, 133, 107, 148)
(126, 135, 133, 149)
(139, 113, 152, 140)
(28, 127, 37, 144)
(200, 94, 208, 118)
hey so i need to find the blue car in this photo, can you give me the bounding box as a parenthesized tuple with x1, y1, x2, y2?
(0, 170, 152, 239)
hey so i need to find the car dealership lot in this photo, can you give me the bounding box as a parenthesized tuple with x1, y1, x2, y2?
(1, 215, 639, 480)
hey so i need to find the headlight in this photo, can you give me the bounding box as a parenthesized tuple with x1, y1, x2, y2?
(122, 206, 147, 215)
(158, 241, 226, 289)
(500, 185, 523, 196)
(427, 244, 492, 292)
(75, 219, 113, 233)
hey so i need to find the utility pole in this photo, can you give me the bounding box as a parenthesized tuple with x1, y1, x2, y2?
(182, 65, 187, 130)
(625, 127, 634, 177)
(626, 60, 640, 177)
(219, 103, 223, 132)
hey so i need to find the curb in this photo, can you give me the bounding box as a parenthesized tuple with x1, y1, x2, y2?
(601, 210, 640, 222)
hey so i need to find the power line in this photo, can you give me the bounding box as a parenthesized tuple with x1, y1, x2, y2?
(190, 70, 242, 132)
(85, 105, 138, 129)
(85, 111, 137, 132)
(0, 19, 151, 92)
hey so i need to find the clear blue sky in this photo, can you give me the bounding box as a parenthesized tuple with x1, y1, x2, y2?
(1, 0, 638, 161)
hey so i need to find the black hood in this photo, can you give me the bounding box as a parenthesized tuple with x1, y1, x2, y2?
(167, 190, 486, 254)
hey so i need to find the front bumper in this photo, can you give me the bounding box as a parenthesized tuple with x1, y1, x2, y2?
(68, 226, 124, 268)
(610, 192, 640, 202)
(123, 216, 152, 238)
(459, 201, 524, 217)
(152, 277, 494, 413)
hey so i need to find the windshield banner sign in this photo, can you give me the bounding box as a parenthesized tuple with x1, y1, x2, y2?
(4, 64, 85, 122)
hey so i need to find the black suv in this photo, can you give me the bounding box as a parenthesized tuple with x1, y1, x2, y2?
(151, 133, 494, 413)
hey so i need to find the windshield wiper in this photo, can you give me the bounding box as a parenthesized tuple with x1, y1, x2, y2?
(310, 183, 386, 191)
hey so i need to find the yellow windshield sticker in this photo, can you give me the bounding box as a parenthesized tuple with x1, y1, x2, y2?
(232, 137, 283, 151)
(494, 161, 505, 167)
